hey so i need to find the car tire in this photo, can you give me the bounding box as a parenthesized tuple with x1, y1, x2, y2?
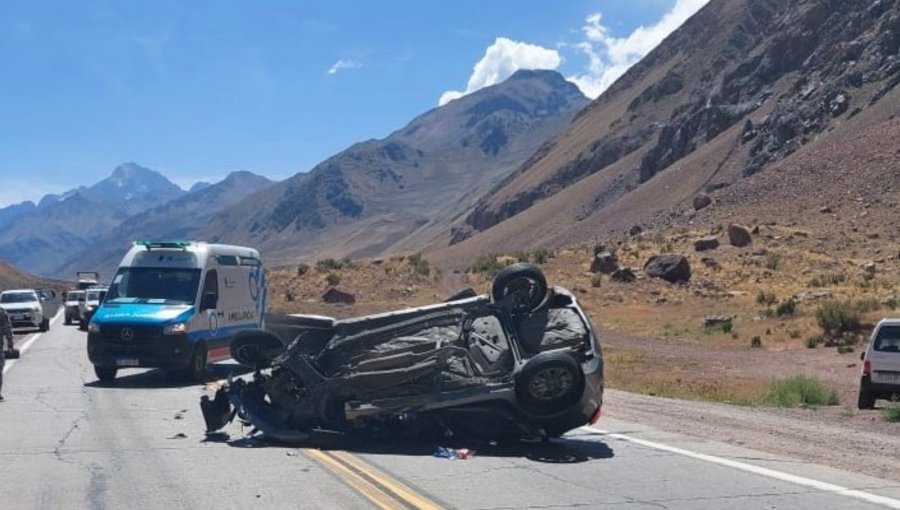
(858, 377, 876, 410)
(95, 366, 117, 383)
(516, 351, 585, 416)
(491, 263, 548, 313)
(65, 315, 71, 326)
(39, 318, 49, 332)
(186, 343, 208, 382)
(231, 330, 284, 369)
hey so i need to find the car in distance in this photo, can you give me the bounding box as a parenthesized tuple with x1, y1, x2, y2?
(201, 263, 604, 445)
(64, 290, 85, 325)
(79, 287, 108, 330)
(0, 289, 48, 332)
(858, 319, 900, 409)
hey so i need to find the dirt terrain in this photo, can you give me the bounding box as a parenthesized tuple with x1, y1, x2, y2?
(606, 389, 900, 482)
(266, 227, 900, 473)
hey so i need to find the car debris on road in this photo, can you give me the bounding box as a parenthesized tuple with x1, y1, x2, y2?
(201, 263, 604, 446)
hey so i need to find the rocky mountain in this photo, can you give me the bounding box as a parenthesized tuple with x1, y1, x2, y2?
(0, 162, 188, 276)
(201, 69, 588, 264)
(190, 181, 213, 193)
(54, 171, 272, 278)
(434, 0, 900, 263)
(0, 200, 37, 229)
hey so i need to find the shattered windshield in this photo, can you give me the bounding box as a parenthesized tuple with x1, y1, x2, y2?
(106, 268, 201, 305)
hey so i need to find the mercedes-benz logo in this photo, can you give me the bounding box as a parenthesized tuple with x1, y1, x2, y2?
(120, 327, 134, 342)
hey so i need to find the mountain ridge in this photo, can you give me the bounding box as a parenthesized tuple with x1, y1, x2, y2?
(200, 69, 589, 264)
(433, 0, 900, 264)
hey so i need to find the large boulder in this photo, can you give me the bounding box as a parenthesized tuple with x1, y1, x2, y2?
(590, 252, 619, 274)
(322, 287, 356, 305)
(694, 235, 720, 252)
(693, 193, 713, 211)
(727, 223, 752, 247)
(644, 254, 692, 283)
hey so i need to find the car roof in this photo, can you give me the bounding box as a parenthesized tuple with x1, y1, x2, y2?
(1, 289, 37, 294)
(877, 318, 900, 326)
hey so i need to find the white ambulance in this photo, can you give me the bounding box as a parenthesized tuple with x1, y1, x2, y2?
(87, 241, 267, 383)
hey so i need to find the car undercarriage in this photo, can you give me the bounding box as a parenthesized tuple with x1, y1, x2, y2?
(201, 263, 603, 445)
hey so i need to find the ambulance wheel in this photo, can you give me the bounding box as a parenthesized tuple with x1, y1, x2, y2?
(187, 343, 208, 382)
(94, 366, 118, 383)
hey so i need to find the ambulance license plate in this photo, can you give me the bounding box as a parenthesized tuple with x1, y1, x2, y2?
(116, 358, 139, 367)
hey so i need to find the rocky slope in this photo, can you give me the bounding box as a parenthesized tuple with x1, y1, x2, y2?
(438, 0, 900, 263)
(201, 70, 588, 264)
(53, 171, 273, 278)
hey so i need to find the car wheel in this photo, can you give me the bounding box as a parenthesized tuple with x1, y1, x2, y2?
(187, 343, 208, 382)
(39, 318, 49, 332)
(94, 366, 118, 383)
(231, 330, 284, 369)
(858, 377, 876, 409)
(516, 352, 585, 416)
(491, 263, 548, 313)
(65, 315, 71, 326)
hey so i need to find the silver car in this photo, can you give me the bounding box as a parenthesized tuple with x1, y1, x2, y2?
(0, 289, 48, 332)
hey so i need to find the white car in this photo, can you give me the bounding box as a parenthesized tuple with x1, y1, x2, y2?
(64, 290, 85, 325)
(0, 289, 48, 332)
(858, 319, 900, 409)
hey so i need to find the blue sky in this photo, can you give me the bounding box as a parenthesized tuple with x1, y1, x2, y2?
(0, 0, 709, 207)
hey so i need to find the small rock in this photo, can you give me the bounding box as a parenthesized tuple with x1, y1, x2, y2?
(168, 433, 188, 440)
(611, 267, 637, 283)
(704, 315, 733, 329)
(629, 225, 644, 237)
(590, 252, 619, 274)
(820, 206, 833, 214)
(322, 287, 356, 305)
(693, 193, 713, 211)
(700, 257, 721, 270)
(727, 224, 752, 247)
(694, 235, 720, 252)
(751, 225, 760, 235)
(862, 261, 876, 276)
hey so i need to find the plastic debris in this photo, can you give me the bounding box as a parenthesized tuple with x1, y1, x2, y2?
(432, 447, 474, 460)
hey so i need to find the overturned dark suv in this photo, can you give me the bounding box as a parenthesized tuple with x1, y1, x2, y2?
(201, 263, 603, 444)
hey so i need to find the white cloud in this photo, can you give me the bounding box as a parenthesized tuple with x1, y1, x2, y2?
(568, 0, 710, 98)
(438, 37, 561, 106)
(327, 59, 362, 75)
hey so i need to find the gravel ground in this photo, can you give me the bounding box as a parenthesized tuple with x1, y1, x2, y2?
(606, 389, 900, 482)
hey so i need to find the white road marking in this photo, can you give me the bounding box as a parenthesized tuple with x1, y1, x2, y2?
(3, 307, 63, 375)
(589, 427, 900, 509)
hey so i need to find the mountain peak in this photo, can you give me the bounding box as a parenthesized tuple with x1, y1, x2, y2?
(507, 68, 568, 85)
(91, 163, 184, 200)
(110, 162, 154, 179)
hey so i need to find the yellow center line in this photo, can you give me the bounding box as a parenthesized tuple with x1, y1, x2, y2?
(305, 448, 406, 510)
(328, 450, 445, 510)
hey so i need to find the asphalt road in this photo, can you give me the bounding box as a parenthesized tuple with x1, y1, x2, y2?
(2, 312, 900, 510)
